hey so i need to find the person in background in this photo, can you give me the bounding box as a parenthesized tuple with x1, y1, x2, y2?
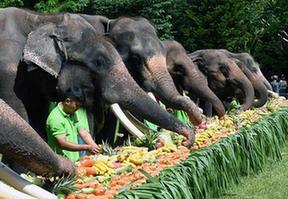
(270, 75, 280, 94)
(46, 87, 99, 162)
(279, 74, 287, 98)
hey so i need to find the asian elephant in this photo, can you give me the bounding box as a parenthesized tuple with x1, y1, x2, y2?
(103, 17, 202, 125)
(219, 49, 271, 107)
(0, 8, 197, 176)
(163, 40, 226, 117)
(0, 99, 75, 176)
(189, 50, 255, 111)
(0, 7, 109, 139)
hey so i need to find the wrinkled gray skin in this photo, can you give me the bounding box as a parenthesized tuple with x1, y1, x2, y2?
(189, 50, 255, 111)
(104, 17, 202, 126)
(163, 40, 225, 117)
(0, 7, 108, 138)
(0, 99, 75, 176)
(0, 7, 109, 175)
(219, 49, 270, 107)
(0, 8, 197, 176)
(57, 62, 196, 147)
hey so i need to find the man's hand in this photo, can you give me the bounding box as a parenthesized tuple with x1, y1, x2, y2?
(87, 144, 100, 154)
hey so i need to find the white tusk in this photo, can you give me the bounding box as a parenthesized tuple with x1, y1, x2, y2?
(147, 92, 157, 101)
(0, 162, 57, 199)
(123, 110, 155, 134)
(0, 181, 36, 199)
(110, 103, 144, 138)
(267, 90, 279, 98)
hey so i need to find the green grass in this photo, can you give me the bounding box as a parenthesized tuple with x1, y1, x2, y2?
(218, 144, 288, 199)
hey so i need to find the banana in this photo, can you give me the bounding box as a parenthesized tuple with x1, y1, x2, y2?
(122, 160, 136, 168)
(129, 157, 143, 165)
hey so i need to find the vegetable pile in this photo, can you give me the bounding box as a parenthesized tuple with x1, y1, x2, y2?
(58, 97, 288, 199)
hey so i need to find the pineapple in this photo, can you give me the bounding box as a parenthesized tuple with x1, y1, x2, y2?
(99, 140, 116, 156)
(51, 175, 79, 196)
(133, 130, 159, 151)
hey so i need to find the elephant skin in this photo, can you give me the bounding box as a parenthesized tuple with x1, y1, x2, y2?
(0, 99, 75, 176)
(57, 61, 196, 147)
(0, 8, 198, 177)
(106, 17, 202, 126)
(163, 40, 225, 117)
(219, 49, 270, 107)
(0, 7, 109, 139)
(189, 50, 255, 111)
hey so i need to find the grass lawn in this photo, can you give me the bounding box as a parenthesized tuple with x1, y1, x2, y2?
(218, 144, 288, 199)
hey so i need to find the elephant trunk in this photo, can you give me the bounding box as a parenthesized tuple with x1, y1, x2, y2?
(188, 85, 225, 117)
(237, 62, 268, 107)
(259, 70, 273, 91)
(0, 99, 75, 176)
(252, 81, 268, 107)
(184, 65, 225, 117)
(146, 54, 202, 125)
(229, 64, 255, 110)
(101, 62, 195, 145)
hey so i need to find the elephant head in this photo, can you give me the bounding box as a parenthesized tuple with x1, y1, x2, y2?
(0, 99, 75, 176)
(189, 50, 255, 111)
(163, 40, 225, 117)
(22, 15, 196, 148)
(107, 17, 202, 125)
(219, 50, 270, 107)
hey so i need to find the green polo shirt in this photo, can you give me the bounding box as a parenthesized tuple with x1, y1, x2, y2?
(46, 103, 84, 162)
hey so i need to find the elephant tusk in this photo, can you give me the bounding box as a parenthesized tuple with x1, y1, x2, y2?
(0, 181, 36, 199)
(147, 92, 157, 101)
(110, 103, 144, 138)
(267, 90, 279, 98)
(0, 162, 57, 199)
(123, 110, 156, 134)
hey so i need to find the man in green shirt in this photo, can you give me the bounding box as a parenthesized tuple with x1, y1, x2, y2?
(46, 88, 99, 162)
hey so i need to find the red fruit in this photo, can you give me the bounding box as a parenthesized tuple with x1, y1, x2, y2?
(112, 161, 122, 168)
(198, 123, 207, 130)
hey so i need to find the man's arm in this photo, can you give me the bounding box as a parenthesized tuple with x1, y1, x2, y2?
(55, 135, 90, 151)
(78, 128, 100, 153)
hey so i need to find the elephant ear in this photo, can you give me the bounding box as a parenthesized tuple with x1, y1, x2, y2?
(23, 23, 67, 78)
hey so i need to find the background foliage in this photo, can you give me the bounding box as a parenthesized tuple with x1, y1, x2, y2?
(1, 0, 287, 79)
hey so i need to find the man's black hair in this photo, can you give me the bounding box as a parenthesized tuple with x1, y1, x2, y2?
(64, 87, 85, 103)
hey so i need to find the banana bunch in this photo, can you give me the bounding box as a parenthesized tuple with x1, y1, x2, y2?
(195, 131, 212, 144)
(219, 118, 234, 128)
(121, 160, 137, 168)
(128, 153, 144, 165)
(147, 144, 177, 159)
(117, 146, 148, 163)
(161, 143, 177, 153)
(143, 150, 158, 162)
(93, 160, 115, 176)
(154, 148, 168, 157)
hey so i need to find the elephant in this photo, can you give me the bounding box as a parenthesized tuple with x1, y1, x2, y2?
(0, 7, 109, 139)
(102, 17, 203, 126)
(189, 50, 255, 111)
(0, 99, 75, 176)
(55, 61, 197, 147)
(219, 49, 271, 107)
(0, 8, 197, 176)
(163, 40, 226, 117)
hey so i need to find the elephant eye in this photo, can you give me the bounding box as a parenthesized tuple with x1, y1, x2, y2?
(219, 63, 229, 77)
(129, 54, 142, 66)
(94, 56, 106, 67)
(173, 64, 185, 75)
